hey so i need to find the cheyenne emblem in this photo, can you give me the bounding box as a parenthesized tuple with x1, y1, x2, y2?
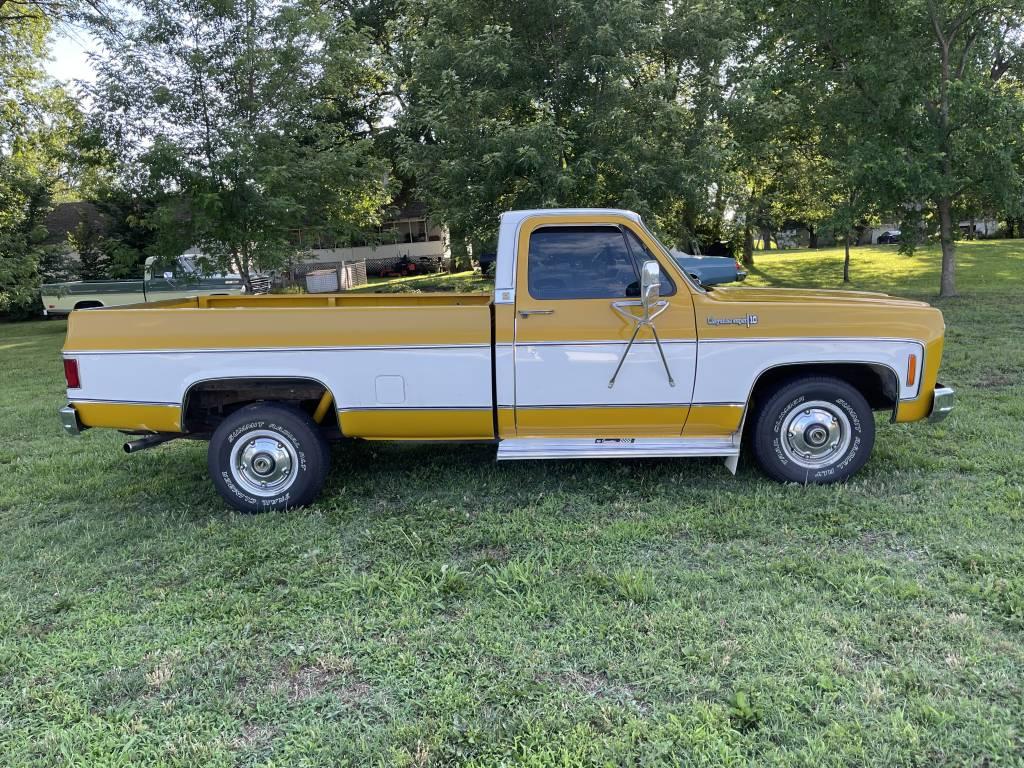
(707, 313, 759, 327)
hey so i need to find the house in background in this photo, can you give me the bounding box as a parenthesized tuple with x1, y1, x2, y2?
(45, 200, 449, 277)
(862, 218, 999, 244)
(292, 201, 450, 275)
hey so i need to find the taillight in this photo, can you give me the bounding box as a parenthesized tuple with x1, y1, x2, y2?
(63, 358, 81, 389)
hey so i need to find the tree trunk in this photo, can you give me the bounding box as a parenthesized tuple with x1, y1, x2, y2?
(450, 236, 469, 273)
(760, 226, 772, 252)
(938, 196, 958, 297)
(808, 225, 818, 249)
(233, 249, 253, 293)
(742, 223, 754, 268)
(843, 233, 851, 283)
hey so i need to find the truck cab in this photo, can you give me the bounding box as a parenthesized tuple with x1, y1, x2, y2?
(59, 208, 954, 512)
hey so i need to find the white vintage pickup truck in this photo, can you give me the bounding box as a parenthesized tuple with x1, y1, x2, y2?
(59, 209, 954, 512)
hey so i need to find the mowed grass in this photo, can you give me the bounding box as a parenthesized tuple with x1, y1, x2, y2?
(1, 241, 1022, 766)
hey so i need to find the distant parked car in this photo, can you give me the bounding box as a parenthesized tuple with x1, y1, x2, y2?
(876, 230, 901, 244)
(41, 255, 247, 316)
(670, 250, 747, 286)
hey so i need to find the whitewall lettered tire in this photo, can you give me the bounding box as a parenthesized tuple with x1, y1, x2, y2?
(751, 376, 875, 484)
(207, 403, 330, 513)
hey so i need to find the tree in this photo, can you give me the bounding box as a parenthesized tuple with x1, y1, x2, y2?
(396, 0, 741, 256)
(87, 0, 392, 289)
(1, 0, 81, 315)
(761, 0, 1024, 297)
(68, 217, 108, 278)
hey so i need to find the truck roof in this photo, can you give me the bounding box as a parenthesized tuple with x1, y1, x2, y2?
(499, 208, 642, 225)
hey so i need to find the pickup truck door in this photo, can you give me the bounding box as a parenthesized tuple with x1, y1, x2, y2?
(512, 216, 698, 436)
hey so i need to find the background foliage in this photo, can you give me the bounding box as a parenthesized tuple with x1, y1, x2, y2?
(2, 0, 1024, 310)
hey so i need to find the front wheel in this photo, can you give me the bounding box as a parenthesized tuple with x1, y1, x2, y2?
(207, 403, 330, 513)
(751, 377, 875, 484)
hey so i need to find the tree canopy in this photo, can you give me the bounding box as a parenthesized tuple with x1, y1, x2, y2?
(2, 0, 1024, 310)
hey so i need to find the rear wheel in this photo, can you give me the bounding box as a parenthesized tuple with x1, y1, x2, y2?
(751, 376, 875, 484)
(207, 403, 329, 513)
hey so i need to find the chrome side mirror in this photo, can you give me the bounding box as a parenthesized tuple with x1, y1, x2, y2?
(640, 260, 661, 315)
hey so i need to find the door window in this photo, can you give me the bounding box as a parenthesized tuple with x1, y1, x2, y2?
(622, 228, 676, 296)
(527, 226, 639, 300)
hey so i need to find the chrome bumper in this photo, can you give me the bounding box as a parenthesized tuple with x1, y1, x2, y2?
(929, 384, 955, 423)
(60, 405, 82, 436)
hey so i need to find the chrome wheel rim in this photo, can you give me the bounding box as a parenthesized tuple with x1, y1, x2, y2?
(229, 429, 299, 498)
(779, 400, 851, 470)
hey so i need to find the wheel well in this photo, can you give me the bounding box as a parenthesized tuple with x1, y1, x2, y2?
(73, 300, 104, 310)
(182, 377, 335, 433)
(747, 362, 899, 420)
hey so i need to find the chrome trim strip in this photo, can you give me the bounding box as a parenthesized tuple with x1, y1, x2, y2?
(699, 336, 927, 346)
(516, 403, 700, 409)
(506, 336, 925, 347)
(69, 398, 180, 407)
(497, 436, 739, 461)
(929, 384, 955, 423)
(64, 343, 491, 355)
(66, 337, 925, 355)
(336, 405, 492, 412)
(513, 339, 696, 348)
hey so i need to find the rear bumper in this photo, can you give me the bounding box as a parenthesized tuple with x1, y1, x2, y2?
(929, 384, 955, 423)
(60, 405, 83, 436)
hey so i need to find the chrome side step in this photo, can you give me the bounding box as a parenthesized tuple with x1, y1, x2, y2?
(496, 436, 739, 461)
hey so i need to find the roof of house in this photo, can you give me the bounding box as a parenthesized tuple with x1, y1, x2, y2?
(42, 201, 109, 246)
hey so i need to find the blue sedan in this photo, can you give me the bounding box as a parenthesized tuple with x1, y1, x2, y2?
(671, 250, 748, 286)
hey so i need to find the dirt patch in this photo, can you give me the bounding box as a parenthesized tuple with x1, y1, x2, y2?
(556, 670, 650, 714)
(973, 372, 1018, 389)
(266, 655, 370, 705)
(471, 546, 510, 565)
(857, 531, 928, 562)
(232, 722, 278, 750)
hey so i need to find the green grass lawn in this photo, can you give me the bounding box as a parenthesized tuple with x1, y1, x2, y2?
(1, 241, 1022, 766)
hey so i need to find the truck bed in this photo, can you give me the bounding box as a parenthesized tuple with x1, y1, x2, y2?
(63, 292, 497, 440)
(64, 292, 493, 351)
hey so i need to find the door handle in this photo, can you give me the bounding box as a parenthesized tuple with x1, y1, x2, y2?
(518, 309, 554, 317)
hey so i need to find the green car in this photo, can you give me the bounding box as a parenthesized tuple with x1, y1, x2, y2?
(41, 256, 247, 316)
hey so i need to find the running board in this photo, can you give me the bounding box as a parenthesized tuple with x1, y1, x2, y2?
(496, 436, 739, 461)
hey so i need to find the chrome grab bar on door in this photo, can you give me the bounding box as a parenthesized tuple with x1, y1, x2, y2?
(607, 299, 675, 388)
(518, 309, 554, 317)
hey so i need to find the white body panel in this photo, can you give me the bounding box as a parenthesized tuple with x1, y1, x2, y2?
(695, 338, 923, 403)
(513, 340, 697, 407)
(70, 345, 493, 412)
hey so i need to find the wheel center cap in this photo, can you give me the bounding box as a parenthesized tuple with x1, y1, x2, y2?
(252, 454, 275, 475)
(806, 426, 829, 446)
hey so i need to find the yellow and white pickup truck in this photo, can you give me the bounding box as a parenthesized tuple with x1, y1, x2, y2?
(59, 209, 954, 512)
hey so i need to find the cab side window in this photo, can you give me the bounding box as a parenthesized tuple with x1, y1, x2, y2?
(527, 226, 639, 300)
(622, 228, 676, 296)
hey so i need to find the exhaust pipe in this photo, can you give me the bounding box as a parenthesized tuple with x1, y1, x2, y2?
(123, 433, 179, 454)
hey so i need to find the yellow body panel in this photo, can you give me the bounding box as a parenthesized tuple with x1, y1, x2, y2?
(511, 214, 697, 435)
(682, 405, 745, 437)
(895, 336, 945, 422)
(511, 214, 698, 343)
(339, 409, 493, 440)
(64, 295, 492, 351)
(692, 288, 945, 344)
(74, 402, 183, 433)
(515, 406, 690, 437)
